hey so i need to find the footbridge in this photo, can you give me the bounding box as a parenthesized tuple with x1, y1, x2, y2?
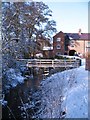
(17, 59, 81, 68)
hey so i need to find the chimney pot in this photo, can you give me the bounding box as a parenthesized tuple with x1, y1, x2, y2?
(78, 28, 82, 35)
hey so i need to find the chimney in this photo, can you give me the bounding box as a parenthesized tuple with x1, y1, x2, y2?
(78, 28, 82, 35)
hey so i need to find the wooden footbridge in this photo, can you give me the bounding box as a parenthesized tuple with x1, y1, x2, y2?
(17, 59, 81, 68)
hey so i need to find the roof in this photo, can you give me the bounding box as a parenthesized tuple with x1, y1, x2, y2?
(53, 31, 64, 38)
(65, 33, 90, 40)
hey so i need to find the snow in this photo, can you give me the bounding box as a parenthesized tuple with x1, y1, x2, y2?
(36, 53, 43, 58)
(5, 68, 25, 89)
(38, 59, 88, 118)
(0, 99, 7, 106)
(61, 65, 88, 118)
(59, 55, 81, 60)
(69, 37, 73, 40)
(43, 46, 53, 50)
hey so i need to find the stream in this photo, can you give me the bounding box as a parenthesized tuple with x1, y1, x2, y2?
(2, 72, 44, 119)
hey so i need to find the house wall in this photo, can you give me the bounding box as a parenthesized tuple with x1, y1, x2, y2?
(53, 32, 89, 58)
(85, 45, 90, 70)
(86, 57, 90, 71)
(68, 40, 89, 58)
(53, 31, 65, 57)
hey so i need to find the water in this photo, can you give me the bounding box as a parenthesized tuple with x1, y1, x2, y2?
(2, 73, 44, 119)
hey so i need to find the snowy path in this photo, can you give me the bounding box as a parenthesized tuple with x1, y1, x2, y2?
(38, 59, 88, 118)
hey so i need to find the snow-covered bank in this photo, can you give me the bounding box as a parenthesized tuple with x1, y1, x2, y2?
(38, 62, 88, 118)
(61, 65, 88, 118)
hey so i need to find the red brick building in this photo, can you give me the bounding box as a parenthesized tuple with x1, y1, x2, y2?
(53, 31, 65, 57)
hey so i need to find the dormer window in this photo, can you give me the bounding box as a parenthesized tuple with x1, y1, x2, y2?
(57, 37, 61, 42)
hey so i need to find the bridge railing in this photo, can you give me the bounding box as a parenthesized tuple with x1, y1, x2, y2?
(24, 59, 80, 68)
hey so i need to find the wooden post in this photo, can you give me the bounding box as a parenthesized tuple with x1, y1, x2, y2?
(52, 60, 54, 67)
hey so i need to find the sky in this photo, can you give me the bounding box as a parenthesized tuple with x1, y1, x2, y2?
(44, 1, 88, 33)
(2, 0, 89, 33)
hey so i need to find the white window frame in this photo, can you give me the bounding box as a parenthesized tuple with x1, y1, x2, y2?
(57, 37, 61, 42)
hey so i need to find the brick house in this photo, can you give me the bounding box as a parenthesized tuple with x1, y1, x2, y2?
(53, 29, 90, 58)
(66, 29, 90, 58)
(53, 31, 65, 57)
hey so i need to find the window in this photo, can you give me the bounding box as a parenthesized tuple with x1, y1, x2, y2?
(70, 45, 74, 47)
(56, 44, 61, 49)
(56, 52, 61, 56)
(87, 42, 90, 47)
(70, 40, 75, 47)
(57, 37, 61, 42)
(70, 40, 75, 44)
